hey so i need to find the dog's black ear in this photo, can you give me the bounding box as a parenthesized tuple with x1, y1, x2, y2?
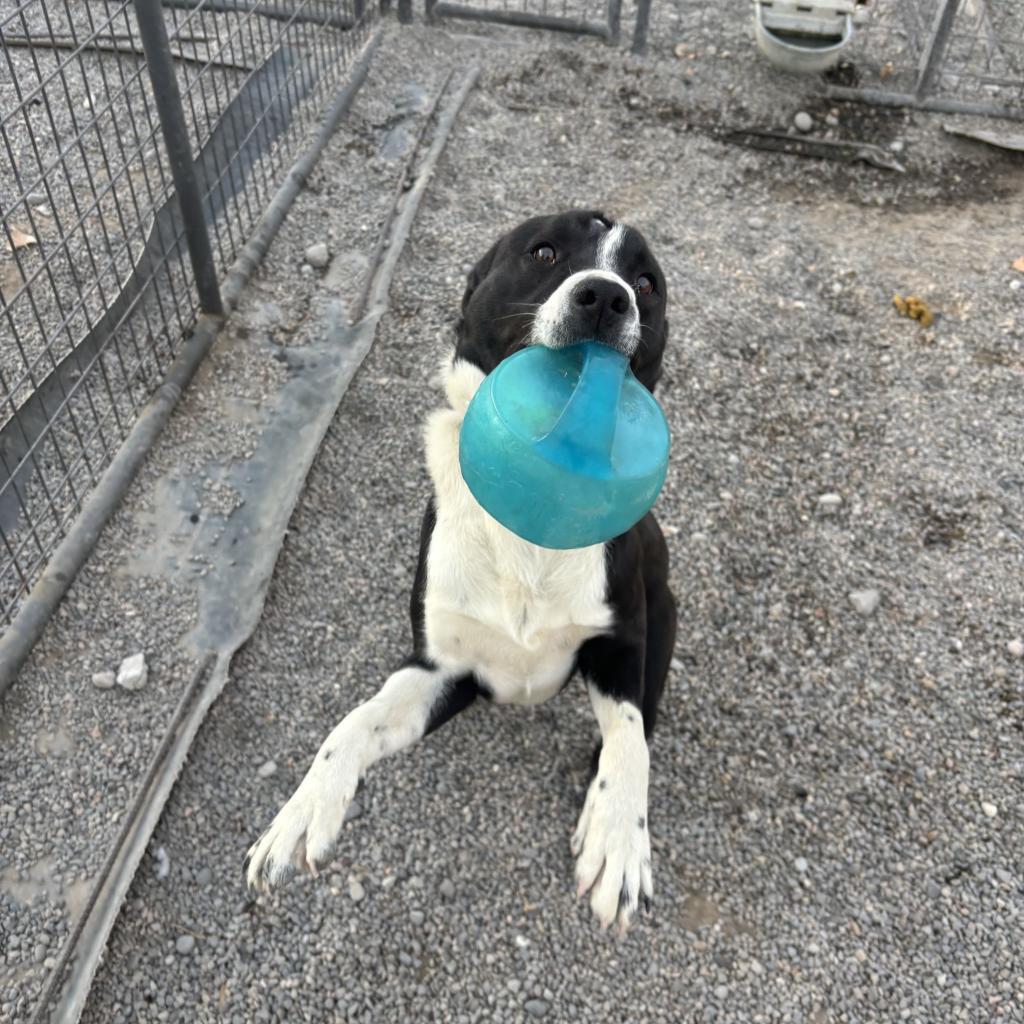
(454, 237, 502, 368)
(460, 238, 500, 316)
(634, 316, 669, 394)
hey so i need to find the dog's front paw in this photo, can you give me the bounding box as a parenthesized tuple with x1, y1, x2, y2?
(571, 775, 653, 933)
(245, 756, 359, 894)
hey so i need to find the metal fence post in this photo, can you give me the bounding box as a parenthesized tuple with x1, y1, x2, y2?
(425, 0, 438, 24)
(606, 0, 621, 45)
(914, 0, 961, 102)
(632, 0, 651, 53)
(397, 0, 413, 22)
(132, 0, 224, 316)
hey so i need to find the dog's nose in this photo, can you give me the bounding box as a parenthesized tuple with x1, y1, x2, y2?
(571, 277, 631, 321)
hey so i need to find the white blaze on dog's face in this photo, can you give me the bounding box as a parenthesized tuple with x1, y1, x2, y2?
(454, 210, 669, 392)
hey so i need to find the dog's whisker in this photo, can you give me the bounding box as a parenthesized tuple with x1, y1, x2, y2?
(492, 311, 537, 324)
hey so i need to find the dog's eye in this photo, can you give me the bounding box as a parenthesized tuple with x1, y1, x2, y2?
(532, 245, 556, 264)
(636, 274, 655, 296)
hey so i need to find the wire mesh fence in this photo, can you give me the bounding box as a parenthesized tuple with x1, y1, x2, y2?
(0, 0, 378, 628)
(632, 1, 1024, 119)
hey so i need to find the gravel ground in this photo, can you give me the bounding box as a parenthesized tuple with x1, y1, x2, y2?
(3, 12, 1024, 1024)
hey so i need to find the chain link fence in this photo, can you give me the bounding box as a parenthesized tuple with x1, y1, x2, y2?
(0, 0, 378, 627)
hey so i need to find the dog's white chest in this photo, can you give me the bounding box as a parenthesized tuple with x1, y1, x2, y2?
(422, 361, 613, 705)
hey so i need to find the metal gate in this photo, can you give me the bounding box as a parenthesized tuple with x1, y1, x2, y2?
(631, 0, 1024, 121)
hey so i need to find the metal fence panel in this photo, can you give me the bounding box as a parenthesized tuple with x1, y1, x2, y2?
(631, 1, 1023, 120)
(0, 0, 378, 628)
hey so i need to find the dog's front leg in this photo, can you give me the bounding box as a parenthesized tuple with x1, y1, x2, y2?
(571, 647, 653, 933)
(246, 662, 474, 893)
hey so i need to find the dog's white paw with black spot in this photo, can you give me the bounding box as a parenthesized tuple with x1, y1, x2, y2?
(571, 773, 653, 932)
(245, 749, 359, 894)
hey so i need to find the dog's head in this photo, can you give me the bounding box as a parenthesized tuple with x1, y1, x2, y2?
(455, 210, 669, 392)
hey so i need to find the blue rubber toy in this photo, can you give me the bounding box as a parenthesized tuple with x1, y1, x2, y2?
(458, 341, 670, 549)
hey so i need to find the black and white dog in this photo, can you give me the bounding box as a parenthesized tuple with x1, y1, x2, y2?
(246, 210, 676, 933)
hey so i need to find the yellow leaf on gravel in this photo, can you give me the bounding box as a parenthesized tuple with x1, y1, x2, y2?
(1012, 256, 1024, 273)
(7, 225, 37, 251)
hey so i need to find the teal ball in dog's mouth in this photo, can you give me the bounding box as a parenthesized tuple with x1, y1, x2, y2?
(458, 341, 671, 549)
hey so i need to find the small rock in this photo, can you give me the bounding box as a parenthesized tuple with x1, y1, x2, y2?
(890, 139, 905, 153)
(1007, 639, 1024, 659)
(116, 652, 147, 691)
(26, 191, 46, 206)
(817, 493, 843, 514)
(507, 979, 522, 993)
(514, 934, 530, 949)
(344, 799, 363, 822)
(348, 879, 366, 902)
(794, 111, 813, 133)
(747, 216, 766, 231)
(670, 657, 684, 672)
(794, 856, 809, 874)
(257, 760, 277, 779)
(824, 114, 839, 127)
(995, 868, 1013, 884)
(981, 801, 998, 818)
(925, 879, 941, 899)
(849, 589, 881, 617)
(409, 910, 425, 926)
(196, 867, 213, 887)
(439, 879, 456, 900)
(304, 242, 329, 268)
(524, 1000, 549, 1018)
(154, 846, 170, 880)
(175, 935, 195, 956)
(92, 671, 116, 690)
(380, 875, 397, 890)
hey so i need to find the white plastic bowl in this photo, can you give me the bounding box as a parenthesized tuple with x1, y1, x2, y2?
(754, 1, 855, 74)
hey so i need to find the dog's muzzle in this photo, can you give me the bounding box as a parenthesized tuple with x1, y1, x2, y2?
(531, 270, 641, 356)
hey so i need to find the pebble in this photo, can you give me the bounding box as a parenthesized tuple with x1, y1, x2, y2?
(524, 999, 549, 1018)
(995, 868, 1012, 884)
(92, 671, 116, 689)
(794, 111, 813, 133)
(304, 242, 329, 268)
(344, 799, 363, 822)
(116, 652, 147, 691)
(257, 759, 277, 778)
(849, 589, 881, 616)
(439, 879, 456, 900)
(670, 657, 684, 672)
(348, 879, 366, 902)
(817, 493, 842, 514)
(175, 935, 195, 956)
(1006, 639, 1024, 659)
(409, 910, 425, 926)
(794, 856, 809, 874)
(154, 846, 170, 880)
(196, 867, 213, 887)
(981, 801, 997, 818)
(747, 216, 766, 230)
(26, 190, 46, 206)
(890, 139, 905, 153)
